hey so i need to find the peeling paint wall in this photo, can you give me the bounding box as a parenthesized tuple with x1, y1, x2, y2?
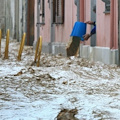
(0, 0, 6, 37)
(0, 0, 28, 42)
(5, 0, 15, 39)
(15, 0, 28, 42)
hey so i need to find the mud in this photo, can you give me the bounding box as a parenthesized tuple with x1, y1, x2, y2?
(0, 39, 120, 120)
(56, 109, 78, 120)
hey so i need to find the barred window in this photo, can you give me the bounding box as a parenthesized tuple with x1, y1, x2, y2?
(40, 0, 45, 24)
(53, 0, 64, 24)
(102, 0, 110, 14)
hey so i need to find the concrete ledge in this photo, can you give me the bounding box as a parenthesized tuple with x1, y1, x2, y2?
(51, 42, 67, 56)
(33, 41, 67, 56)
(94, 47, 111, 64)
(33, 41, 50, 53)
(80, 44, 90, 59)
(110, 49, 119, 65)
(80, 45, 119, 65)
(33, 41, 119, 65)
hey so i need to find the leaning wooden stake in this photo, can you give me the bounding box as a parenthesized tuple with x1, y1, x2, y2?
(37, 36, 42, 67)
(4, 29, 9, 59)
(0, 29, 2, 56)
(34, 37, 40, 63)
(17, 33, 26, 61)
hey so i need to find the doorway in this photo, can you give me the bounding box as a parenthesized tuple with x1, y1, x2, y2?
(27, 0, 35, 46)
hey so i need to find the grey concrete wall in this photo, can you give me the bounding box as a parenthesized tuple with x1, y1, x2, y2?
(0, 0, 6, 37)
(15, 0, 19, 41)
(0, 0, 27, 41)
(6, 0, 15, 39)
(41, 43, 119, 65)
(33, 41, 67, 56)
(22, 0, 28, 43)
(18, 0, 28, 42)
(18, 0, 23, 41)
(0, 1, 5, 15)
(51, 42, 67, 56)
(80, 45, 119, 65)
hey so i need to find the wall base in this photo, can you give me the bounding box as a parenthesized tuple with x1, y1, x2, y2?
(34, 41, 119, 65)
(80, 44, 119, 65)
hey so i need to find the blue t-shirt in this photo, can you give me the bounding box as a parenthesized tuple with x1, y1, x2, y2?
(91, 22, 96, 35)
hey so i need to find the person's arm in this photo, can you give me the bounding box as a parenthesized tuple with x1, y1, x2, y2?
(83, 22, 96, 40)
(85, 21, 95, 25)
(90, 25, 96, 36)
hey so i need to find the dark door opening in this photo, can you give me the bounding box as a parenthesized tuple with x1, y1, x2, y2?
(27, 0, 35, 46)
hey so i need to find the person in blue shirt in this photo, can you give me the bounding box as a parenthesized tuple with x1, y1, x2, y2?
(83, 21, 96, 40)
(83, 5, 96, 40)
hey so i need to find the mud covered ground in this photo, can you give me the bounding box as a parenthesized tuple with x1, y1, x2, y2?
(0, 39, 120, 120)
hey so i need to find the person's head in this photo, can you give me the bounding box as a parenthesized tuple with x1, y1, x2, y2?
(93, 5, 96, 13)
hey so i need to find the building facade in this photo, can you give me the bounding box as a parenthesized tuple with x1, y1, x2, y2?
(34, 0, 119, 65)
(0, 0, 119, 65)
(0, 0, 34, 45)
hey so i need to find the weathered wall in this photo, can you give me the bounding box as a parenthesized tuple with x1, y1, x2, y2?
(6, 0, 15, 39)
(0, 0, 6, 37)
(34, 0, 119, 64)
(15, 0, 28, 42)
(0, 0, 27, 41)
(96, 0, 111, 47)
(55, 0, 77, 43)
(80, 0, 119, 64)
(34, 0, 78, 55)
(96, 0, 118, 49)
(34, 0, 77, 43)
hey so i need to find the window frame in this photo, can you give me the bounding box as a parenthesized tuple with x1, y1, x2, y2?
(53, 0, 65, 24)
(39, 0, 45, 25)
(102, 0, 110, 14)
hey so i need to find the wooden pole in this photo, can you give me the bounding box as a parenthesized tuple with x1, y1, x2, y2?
(0, 29, 1, 57)
(37, 36, 42, 67)
(4, 29, 9, 59)
(17, 33, 26, 61)
(34, 37, 40, 63)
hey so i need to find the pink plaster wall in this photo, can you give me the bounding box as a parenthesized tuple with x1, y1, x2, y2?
(34, 0, 78, 44)
(110, 0, 118, 49)
(96, 0, 110, 47)
(82, 0, 91, 45)
(40, 0, 51, 43)
(55, 0, 77, 43)
(96, 0, 118, 49)
(34, 0, 118, 49)
(34, 0, 51, 43)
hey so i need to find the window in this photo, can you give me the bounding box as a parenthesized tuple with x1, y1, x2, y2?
(53, 0, 64, 24)
(102, 0, 110, 14)
(40, 0, 45, 24)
